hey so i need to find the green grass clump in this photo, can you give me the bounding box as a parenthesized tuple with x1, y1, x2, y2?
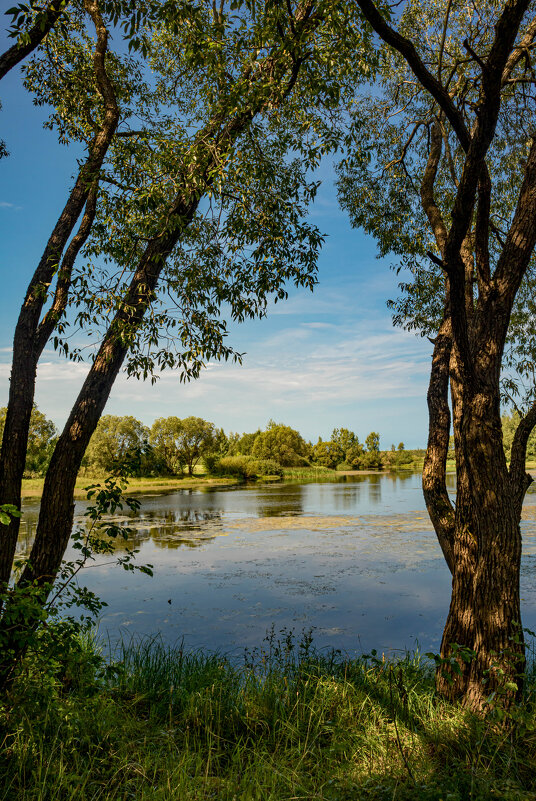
(216, 455, 283, 480)
(282, 466, 335, 480)
(1, 629, 536, 800)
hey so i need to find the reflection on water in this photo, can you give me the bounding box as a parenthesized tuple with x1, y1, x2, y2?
(17, 471, 536, 657)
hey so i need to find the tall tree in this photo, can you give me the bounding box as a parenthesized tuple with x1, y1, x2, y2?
(169, 417, 216, 476)
(339, 0, 536, 709)
(251, 421, 309, 466)
(0, 0, 372, 687)
(84, 414, 149, 473)
(150, 416, 186, 475)
(312, 437, 345, 468)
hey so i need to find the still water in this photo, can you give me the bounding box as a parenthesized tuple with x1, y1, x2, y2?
(19, 472, 536, 657)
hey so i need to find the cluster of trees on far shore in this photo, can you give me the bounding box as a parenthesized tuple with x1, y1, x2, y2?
(10, 405, 527, 481)
(1, 406, 427, 479)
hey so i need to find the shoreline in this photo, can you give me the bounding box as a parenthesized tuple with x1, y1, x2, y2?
(21, 475, 240, 500)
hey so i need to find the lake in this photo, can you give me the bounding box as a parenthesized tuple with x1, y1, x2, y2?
(18, 472, 536, 658)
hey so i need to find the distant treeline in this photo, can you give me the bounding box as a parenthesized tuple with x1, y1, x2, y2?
(2, 406, 428, 479)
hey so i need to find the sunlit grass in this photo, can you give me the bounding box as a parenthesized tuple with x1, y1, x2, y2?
(1, 631, 536, 800)
(20, 473, 239, 499)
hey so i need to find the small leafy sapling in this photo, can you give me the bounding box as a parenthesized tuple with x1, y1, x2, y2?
(0, 477, 152, 692)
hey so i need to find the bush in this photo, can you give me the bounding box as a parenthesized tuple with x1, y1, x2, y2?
(216, 455, 282, 479)
(335, 461, 352, 471)
(202, 453, 221, 474)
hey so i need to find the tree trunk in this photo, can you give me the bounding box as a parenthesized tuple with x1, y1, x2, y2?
(0, 0, 118, 589)
(435, 376, 524, 709)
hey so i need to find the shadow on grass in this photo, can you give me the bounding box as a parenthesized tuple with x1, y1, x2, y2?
(1, 630, 535, 800)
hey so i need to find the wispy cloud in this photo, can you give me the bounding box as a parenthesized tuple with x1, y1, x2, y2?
(0, 309, 431, 445)
(0, 201, 22, 211)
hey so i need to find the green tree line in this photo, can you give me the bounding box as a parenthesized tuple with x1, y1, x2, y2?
(13, 406, 530, 481)
(0, 406, 427, 478)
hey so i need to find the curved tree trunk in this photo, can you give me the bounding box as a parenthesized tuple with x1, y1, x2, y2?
(0, 0, 118, 590)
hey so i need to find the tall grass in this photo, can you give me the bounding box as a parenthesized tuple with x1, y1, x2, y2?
(282, 466, 335, 480)
(1, 629, 536, 800)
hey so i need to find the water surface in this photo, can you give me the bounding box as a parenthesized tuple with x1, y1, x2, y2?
(19, 472, 536, 657)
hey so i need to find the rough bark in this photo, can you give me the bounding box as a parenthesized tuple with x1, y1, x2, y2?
(438, 371, 524, 704)
(422, 318, 455, 573)
(0, 0, 118, 589)
(355, 0, 536, 709)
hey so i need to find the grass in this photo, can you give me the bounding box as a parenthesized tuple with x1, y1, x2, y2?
(282, 466, 340, 480)
(1, 630, 536, 800)
(21, 474, 239, 499)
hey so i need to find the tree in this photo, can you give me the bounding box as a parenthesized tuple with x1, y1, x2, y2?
(0, 406, 56, 477)
(150, 417, 186, 475)
(364, 431, 380, 453)
(227, 430, 262, 456)
(0, 0, 373, 688)
(330, 426, 359, 456)
(170, 417, 216, 476)
(251, 421, 309, 466)
(345, 441, 364, 469)
(360, 431, 382, 469)
(311, 438, 344, 468)
(84, 415, 149, 474)
(339, 0, 536, 708)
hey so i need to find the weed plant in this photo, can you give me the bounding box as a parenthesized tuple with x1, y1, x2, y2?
(1, 628, 536, 800)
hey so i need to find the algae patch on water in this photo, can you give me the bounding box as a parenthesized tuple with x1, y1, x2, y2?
(224, 512, 436, 533)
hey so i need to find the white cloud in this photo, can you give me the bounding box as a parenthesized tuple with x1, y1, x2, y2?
(0, 308, 431, 445)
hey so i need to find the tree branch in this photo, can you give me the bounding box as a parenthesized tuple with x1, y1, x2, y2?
(443, 0, 531, 386)
(36, 184, 98, 352)
(423, 315, 455, 573)
(509, 401, 536, 512)
(502, 15, 536, 84)
(355, 0, 471, 150)
(492, 136, 536, 318)
(420, 119, 448, 253)
(0, 0, 68, 81)
(474, 171, 492, 293)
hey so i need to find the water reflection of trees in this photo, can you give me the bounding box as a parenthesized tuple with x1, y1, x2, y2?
(16, 508, 224, 556)
(332, 483, 363, 510)
(253, 484, 304, 517)
(15, 472, 440, 559)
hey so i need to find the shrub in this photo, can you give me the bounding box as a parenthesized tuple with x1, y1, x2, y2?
(202, 453, 221, 474)
(249, 458, 283, 477)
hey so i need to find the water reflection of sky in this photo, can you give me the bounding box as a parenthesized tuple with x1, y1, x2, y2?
(18, 472, 536, 658)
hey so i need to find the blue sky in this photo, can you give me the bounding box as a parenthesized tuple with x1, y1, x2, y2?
(0, 42, 432, 448)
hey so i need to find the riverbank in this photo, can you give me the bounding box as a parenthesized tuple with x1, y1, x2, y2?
(19, 467, 411, 500)
(20, 474, 240, 499)
(2, 634, 535, 801)
(20, 461, 536, 500)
